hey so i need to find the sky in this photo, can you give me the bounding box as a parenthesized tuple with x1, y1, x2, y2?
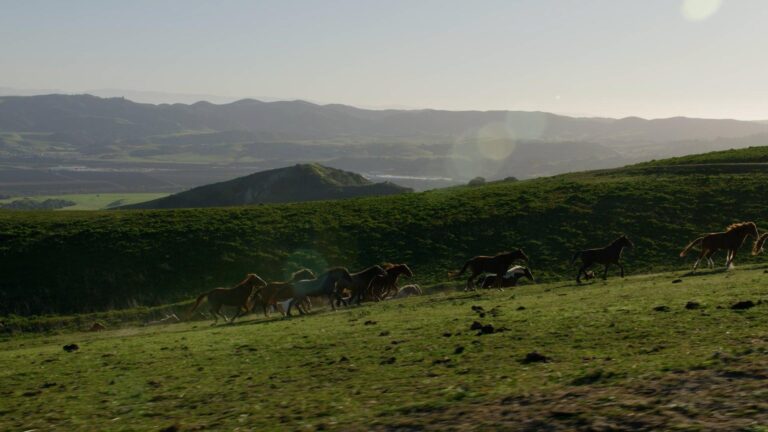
(1, 0, 767, 119)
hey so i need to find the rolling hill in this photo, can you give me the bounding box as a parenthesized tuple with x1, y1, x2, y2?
(119, 163, 412, 209)
(2, 146, 768, 315)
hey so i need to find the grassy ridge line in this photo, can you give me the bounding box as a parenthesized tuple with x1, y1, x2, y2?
(635, 145, 768, 166)
(1, 267, 767, 430)
(1, 168, 768, 315)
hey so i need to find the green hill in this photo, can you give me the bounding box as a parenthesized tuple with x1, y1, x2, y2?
(119, 163, 412, 209)
(2, 147, 768, 315)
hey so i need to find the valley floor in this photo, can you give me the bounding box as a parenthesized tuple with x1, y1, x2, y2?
(1, 267, 768, 431)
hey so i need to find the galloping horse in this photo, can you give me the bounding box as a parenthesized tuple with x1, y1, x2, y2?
(478, 265, 534, 289)
(449, 249, 529, 291)
(754, 232, 768, 256)
(344, 265, 389, 305)
(572, 235, 634, 283)
(188, 273, 267, 324)
(680, 222, 759, 271)
(253, 269, 316, 317)
(368, 263, 414, 300)
(287, 267, 354, 316)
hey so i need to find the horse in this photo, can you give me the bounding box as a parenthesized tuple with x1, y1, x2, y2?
(395, 284, 422, 298)
(368, 263, 414, 301)
(478, 265, 534, 289)
(571, 235, 634, 283)
(754, 232, 768, 256)
(449, 249, 529, 291)
(287, 267, 354, 316)
(343, 265, 389, 305)
(680, 222, 759, 271)
(252, 269, 316, 317)
(188, 273, 267, 324)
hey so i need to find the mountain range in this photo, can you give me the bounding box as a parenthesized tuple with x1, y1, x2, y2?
(2, 94, 768, 194)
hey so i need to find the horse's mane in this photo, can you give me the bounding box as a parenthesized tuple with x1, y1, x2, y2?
(726, 221, 756, 233)
(290, 268, 316, 281)
(381, 262, 396, 270)
(234, 273, 266, 289)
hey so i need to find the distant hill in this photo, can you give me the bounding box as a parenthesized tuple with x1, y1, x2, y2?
(120, 163, 412, 209)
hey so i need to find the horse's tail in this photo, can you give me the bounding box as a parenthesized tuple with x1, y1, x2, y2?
(753, 233, 768, 255)
(448, 260, 471, 279)
(187, 290, 212, 319)
(679, 237, 704, 257)
(570, 251, 581, 265)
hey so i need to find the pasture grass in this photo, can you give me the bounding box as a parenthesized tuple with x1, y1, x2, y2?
(2, 266, 767, 430)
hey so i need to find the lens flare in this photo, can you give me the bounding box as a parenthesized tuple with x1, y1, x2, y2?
(681, 0, 722, 21)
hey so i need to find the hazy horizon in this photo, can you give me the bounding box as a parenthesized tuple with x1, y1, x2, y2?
(2, 0, 767, 120)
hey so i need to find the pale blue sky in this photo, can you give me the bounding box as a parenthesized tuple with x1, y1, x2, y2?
(1, 0, 766, 119)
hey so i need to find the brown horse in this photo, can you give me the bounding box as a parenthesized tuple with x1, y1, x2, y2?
(572, 235, 634, 283)
(680, 222, 759, 271)
(188, 273, 267, 324)
(449, 249, 529, 291)
(754, 232, 768, 256)
(252, 269, 316, 317)
(343, 265, 389, 305)
(287, 267, 354, 316)
(368, 263, 414, 301)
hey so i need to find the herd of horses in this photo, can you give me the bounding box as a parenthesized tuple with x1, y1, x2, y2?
(188, 221, 768, 324)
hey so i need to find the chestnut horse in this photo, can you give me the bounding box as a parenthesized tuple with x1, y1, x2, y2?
(368, 263, 414, 301)
(680, 222, 759, 271)
(449, 249, 529, 291)
(252, 269, 316, 317)
(572, 235, 634, 283)
(188, 273, 267, 324)
(754, 232, 768, 256)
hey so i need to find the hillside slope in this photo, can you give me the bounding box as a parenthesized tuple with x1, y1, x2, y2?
(2, 269, 767, 430)
(119, 163, 412, 209)
(2, 146, 768, 314)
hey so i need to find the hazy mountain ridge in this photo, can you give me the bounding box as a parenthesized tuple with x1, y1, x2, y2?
(2, 94, 768, 195)
(120, 163, 412, 209)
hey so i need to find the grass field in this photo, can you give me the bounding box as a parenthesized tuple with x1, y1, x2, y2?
(1, 266, 767, 431)
(0, 193, 168, 210)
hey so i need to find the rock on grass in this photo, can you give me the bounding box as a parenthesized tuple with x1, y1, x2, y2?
(521, 352, 550, 364)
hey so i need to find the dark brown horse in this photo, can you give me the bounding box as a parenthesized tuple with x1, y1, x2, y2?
(680, 222, 759, 271)
(572, 235, 634, 283)
(343, 265, 389, 305)
(287, 267, 354, 316)
(188, 273, 267, 324)
(252, 269, 316, 317)
(449, 249, 529, 291)
(368, 263, 414, 301)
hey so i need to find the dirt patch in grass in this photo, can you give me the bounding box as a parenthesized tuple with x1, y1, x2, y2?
(372, 357, 768, 431)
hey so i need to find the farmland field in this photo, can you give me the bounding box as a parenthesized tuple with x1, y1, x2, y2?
(0, 193, 168, 210)
(1, 267, 767, 431)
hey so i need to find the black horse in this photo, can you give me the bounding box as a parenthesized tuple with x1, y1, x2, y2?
(571, 235, 634, 283)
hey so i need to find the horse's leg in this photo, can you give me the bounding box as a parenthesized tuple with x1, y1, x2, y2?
(602, 263, 610, 280)
(618, 262, 625, 277)
(576, 264, 589, 283)
(693, 249, 706, 271)
(727, 249, 737, 269)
